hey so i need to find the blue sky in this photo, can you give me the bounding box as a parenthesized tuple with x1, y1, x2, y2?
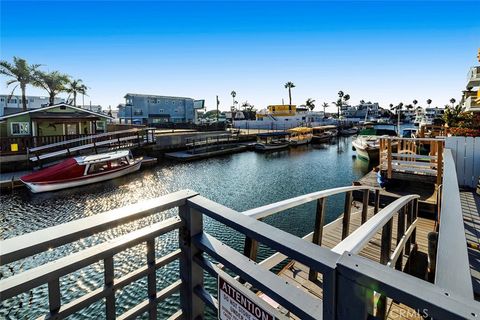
(1, 1, 479, 112)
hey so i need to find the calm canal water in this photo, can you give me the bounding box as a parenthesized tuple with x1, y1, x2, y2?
(0, 136, 372, 319)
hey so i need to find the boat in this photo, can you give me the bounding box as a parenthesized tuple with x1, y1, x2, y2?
(311, 125, 337, 143)
(288, 127, 313, 145)
(254, 132, 290, 151)
(339, 127, 359, 136)
(352, 125, 397, 161)
(20, 150, 142, 193)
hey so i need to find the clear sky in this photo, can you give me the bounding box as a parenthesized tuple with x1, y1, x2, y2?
(1, 1, 479, 112)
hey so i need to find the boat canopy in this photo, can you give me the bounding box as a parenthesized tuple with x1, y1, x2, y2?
(312, 125, 337, 131)
(256, 131, 290, 137)
(75, 150, 131, 165)
(288, 127, 313, 134)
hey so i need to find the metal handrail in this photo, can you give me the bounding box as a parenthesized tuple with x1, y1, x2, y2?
(332, 194, 419, 255)
(242, 185, 380, 220)
(0, 190, 198, 265)
(435, 149, 473, 300)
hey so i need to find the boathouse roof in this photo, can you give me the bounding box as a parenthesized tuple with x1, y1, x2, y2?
(0, 103, 114, 121)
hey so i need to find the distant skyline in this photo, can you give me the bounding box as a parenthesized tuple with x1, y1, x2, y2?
(1, 1, 479, 112)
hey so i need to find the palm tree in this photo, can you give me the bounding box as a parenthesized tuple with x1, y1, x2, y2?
(413, 99, 418, 108)
(0, 57, 41, 110)
(321, 102, 328, 116)
(65, 79, 87, 107)
(284, 82, 295, 107)
(426, 99, 432, 108)
(34, 71, 70, 105)
(305, 98, 315, 111)
(449, 98, 456, 108)
(230, 90, 236, 107)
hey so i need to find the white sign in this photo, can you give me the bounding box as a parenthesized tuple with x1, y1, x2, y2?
(218, 276, 275, 320)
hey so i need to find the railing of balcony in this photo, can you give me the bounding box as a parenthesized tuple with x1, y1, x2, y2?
(1, 179, 478, 319)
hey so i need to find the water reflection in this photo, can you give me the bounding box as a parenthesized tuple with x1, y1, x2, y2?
(0, 136, 370, 319)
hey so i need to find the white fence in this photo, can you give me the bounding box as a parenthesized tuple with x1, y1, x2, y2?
(445, 136, 480, 188)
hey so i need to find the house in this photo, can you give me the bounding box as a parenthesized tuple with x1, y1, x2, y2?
(0, 94, 65, 116)
(118, 93, 205, 125)
(0, 103, 113, 138)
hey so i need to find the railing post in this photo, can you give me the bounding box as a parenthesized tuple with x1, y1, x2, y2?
(411, 199, 418, 245)
(48, 278, 61, 315)
(387, 139, 392, 179)
(378, 217, 393, 319)
(342, 191, 353, 239)
(104, 256, 116, 320)
(361, 189, 369, 224)
(436, 141, 443, 186)
(395, 207, 406, 270)
(374, 189, 380, 214)
(309, 197, 326, 281)
(243, 236, 259, 262)
(179, 203, 205, 319)
(146, 239, 157, 319)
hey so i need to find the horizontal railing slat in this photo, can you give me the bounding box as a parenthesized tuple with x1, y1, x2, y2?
(0, 190, 197, 265)
(0, 217, 182, 300)
(332, 195, 419, 255)
(242, 185, 380, 220)
(193, 232, 322, 320)
(188, 195, 340, 273)
(117, 280, 182, 320)
(436, 149, 474, 300)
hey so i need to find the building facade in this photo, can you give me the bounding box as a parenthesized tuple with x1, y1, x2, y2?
(118, 94, 204, 125)
(342, 102, 380, 119)
(0, 95, 65, 116)
(0, 103, 112, 138)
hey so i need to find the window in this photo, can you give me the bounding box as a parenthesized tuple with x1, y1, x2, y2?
(133, 108, 143, 115)
(29, 98, 34, 102)
(11, 122, 29, 135)
(96, 121, 105, 131)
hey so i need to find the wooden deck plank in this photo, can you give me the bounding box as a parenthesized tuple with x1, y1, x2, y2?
(274, 204, 436, 319)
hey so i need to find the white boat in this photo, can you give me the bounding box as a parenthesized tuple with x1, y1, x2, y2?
(288, 127, 313, 146)
(254, 132, 290, 151)
(340, 127, 359, 136)
(352, 126, 397, 161)
(21, 150, 142, 193)
(311, 125, 337, 142)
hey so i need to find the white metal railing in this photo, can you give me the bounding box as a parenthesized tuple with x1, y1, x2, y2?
(435, 149, 474, 299)
(1, 186, 479, 320)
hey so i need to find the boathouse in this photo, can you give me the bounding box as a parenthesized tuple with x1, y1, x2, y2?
(0, 103, 112, 138)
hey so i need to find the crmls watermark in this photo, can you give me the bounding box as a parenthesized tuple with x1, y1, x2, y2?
(389, 308, 429, 319)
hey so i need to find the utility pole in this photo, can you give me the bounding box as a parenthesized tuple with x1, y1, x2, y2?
(216, 95, 219, 123)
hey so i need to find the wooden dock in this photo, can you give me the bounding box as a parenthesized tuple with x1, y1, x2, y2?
(274, 205, 436, 319)
(355, 170, 438, 215)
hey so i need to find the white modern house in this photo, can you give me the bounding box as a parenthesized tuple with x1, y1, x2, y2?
(0, 95, 65, 116)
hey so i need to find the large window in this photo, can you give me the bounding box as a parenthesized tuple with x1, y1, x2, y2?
(11, 122, 29, 135)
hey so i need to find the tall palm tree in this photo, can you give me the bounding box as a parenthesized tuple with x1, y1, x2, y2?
(284, 82, 295, 107)
(0, 57, 41, 110)
(65, 79, 87, 107)
(413, 99, 418, 108)
(305, 98, 315, 111)
(34, 71, 70, 106)
(426, 99, 432, 108)
(321, 102, 328, 116)
(230, 90, 236, 107)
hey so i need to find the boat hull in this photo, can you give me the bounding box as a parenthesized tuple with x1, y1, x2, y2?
(22, 160, 142, 193)
(254, 143, 289, 151)
(352, 139, 379, 161)
(289, 137, 312, 146)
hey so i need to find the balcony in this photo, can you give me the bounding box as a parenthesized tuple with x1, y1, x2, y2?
(467, 66, 480, 88)
(464, 95, 480, 112)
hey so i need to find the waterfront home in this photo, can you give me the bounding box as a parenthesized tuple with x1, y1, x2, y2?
(0, 103, 112, 139)
(118, 93, 205, 125)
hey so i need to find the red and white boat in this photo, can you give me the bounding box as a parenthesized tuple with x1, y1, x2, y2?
(21, 150, 142, 193)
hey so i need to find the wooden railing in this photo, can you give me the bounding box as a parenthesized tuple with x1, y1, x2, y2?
(379, 137, 445, 185)
(0, 134, 95, 155)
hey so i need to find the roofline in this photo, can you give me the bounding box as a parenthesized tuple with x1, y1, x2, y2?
(0, 103, 114, 120)
(124, 93, 193, 100)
